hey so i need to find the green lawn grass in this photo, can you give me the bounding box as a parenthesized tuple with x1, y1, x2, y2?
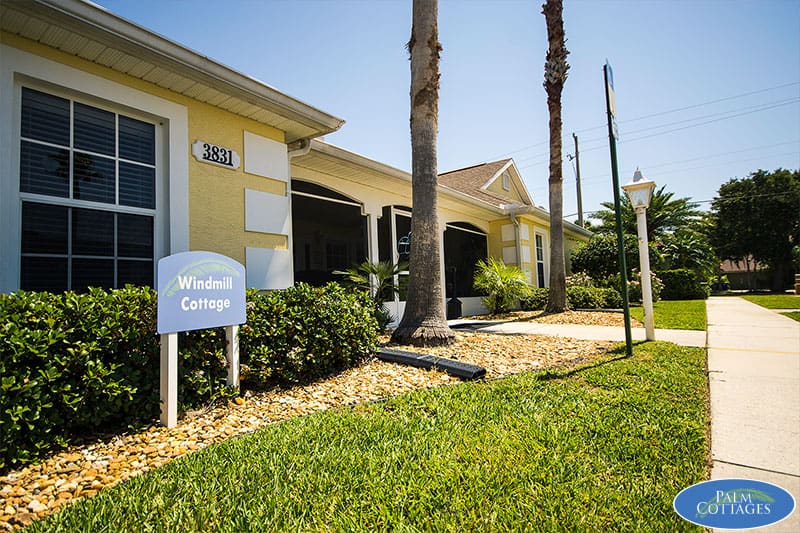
(30, 343, 708, 532)
(740, 294, 800, 310)
(781, 311, 800, 322)
(630, 299, 707, 330)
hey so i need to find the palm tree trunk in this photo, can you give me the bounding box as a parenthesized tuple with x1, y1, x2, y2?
(542, 0, 569, 313)
(391, 0, 454, 347)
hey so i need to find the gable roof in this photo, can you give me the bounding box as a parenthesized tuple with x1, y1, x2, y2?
(438, 159, 533, 209)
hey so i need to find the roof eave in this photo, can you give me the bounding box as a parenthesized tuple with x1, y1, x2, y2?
(14, 0, 344, 141)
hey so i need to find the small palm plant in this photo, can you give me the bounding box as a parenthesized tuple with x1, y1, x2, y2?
(473, 257, 531, 315)
(334, 260, 407, 332)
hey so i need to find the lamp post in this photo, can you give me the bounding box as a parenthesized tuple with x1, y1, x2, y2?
(622, 169, 656, 341)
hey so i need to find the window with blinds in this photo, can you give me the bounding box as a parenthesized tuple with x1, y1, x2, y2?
(19, 87, 157, 292)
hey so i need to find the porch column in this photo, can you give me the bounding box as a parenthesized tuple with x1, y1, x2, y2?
(439, 215, 448, 316)
(364, 202, 381, 265)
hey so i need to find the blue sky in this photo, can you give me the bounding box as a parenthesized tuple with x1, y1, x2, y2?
(94, 0, 799, 222)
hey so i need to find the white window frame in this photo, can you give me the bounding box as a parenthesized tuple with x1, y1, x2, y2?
(535, 232, 548, 288)
(20, 86, 161, 289)
(0, 44, 189, 292)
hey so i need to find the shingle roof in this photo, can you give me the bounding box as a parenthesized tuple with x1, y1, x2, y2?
(438, 159, 524, 209)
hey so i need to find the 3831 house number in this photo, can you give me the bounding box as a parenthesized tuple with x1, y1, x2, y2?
(192, 140, 241, 170)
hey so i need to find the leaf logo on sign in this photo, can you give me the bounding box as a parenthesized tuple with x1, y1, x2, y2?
(674, 478, 796, 529)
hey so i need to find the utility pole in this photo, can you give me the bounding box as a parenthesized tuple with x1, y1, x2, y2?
(572, 133, 584, 227)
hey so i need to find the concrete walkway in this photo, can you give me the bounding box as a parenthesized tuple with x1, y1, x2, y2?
(450, 319, 707, 347)
(707, 296, 800, 532)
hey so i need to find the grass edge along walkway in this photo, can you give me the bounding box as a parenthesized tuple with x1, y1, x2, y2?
(630, 299, 707, 331)
(29, 343, 708, 532)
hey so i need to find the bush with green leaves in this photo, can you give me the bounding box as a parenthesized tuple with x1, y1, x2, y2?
(520, 286, 622, 310)
(239, 283, 378, 387)
(473, 258, 531, 315)
(568, 286, 623, 309)
(1, 283, 379, 472)
(571, 234, 663, 281)
(334, 260, 406, 333)
(657, 269, 711, 300)
(520, 288, 549, 311)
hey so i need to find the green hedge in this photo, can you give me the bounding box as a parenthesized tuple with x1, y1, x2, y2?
(520, 286, 622, 311)
(239, 283, 378, 386)
(0, 283, 378, 472)
(657, 269, 711, 300)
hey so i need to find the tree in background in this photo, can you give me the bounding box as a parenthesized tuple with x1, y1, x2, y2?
(391, 0, 454, 346)
(542, 0, 570, 313)
(709, 168, 800, 292)
(570, 233, 661, 281)
(659, 228, 718, 280)
(591, 185, 703, 241)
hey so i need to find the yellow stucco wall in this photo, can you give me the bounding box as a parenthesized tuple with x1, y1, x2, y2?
(2, 32, 289, 265)
(485, 172, 526, 204)
(186, 106, 288, 263)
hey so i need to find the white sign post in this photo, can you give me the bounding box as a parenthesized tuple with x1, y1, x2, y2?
(157, 251, 247, 427)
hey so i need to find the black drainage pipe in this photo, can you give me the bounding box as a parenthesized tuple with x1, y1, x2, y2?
(377, 348, 486, 380)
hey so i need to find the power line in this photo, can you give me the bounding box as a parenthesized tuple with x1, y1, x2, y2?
(621, 98, 799, 137)
(497, 81, 800, 163)
(571, 81, 800, 135)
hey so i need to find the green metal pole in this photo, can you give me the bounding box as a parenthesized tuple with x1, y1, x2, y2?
(603, 63, 632, 356)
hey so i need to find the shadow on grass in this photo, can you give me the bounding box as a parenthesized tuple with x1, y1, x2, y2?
(533, 341, 648, 382)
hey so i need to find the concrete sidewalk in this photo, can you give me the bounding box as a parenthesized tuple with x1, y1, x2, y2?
(707, 296, 800, 532)
(450, 319, 707, 347)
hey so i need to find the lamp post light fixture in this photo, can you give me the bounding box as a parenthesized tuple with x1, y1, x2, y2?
(622, 168, 657, 341)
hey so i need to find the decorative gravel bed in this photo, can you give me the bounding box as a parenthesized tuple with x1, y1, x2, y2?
(0, 312, 621, 529)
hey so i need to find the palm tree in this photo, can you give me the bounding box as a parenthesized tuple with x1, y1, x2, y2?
(542, 0, 569, 313)
(391, 0, 454, 347)
(473, 258, 531, 315)
(591, 185, 702, 241)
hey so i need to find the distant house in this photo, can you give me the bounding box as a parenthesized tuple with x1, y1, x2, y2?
(719, 258, 770, 291)
(0, 0, 590, 318)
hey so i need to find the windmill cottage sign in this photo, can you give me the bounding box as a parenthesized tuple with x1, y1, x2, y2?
(157, 251, 246, 427)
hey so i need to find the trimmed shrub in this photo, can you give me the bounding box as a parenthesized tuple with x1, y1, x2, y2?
(520, 288, 549, 310)
(1, 283, 379, 472)
(521, 286, 622, 310)
(600, 287, 624, 309)
(1, 287, 160, 470)
(239, 283, 378, 387)
(567, 286, 625, 309)
(658, 269, 711, 300)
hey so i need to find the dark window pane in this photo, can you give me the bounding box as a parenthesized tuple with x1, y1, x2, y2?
(73, 152, 115, 203)
(71, 258, 114, 291)
(119, 162, 155, 208)
(395, 214, 412, 265)
(444, 227, 487, 298)
(21, 88, 70, 146)
(118, 214, 153, 258)
(119, 116, 155, 164)
(20, 141, 70, 197)
(21, 257, 68, 292)
(74, 102, 115, 156)
(21, 202, 68, 254)
(72, 208, 113, 256)
(118, 260, 153, 287)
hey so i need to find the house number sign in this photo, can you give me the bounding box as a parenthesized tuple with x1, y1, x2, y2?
(192, 140, 241, 170)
